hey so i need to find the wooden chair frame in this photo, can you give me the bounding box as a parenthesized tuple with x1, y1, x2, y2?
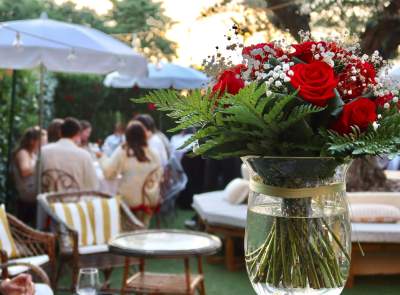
(41, 168, 80, 193)
(0, 261, 51, 286)
(0, 213, 56, 288)
(38, 190, 144, 292)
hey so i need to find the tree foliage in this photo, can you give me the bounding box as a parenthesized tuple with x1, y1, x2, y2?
(201, 0, 400, 59)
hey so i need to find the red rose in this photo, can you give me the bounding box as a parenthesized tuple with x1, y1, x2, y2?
(242, 43, 284, 62)
(291, 41, 322, 63)
(331, 97, 377, 134)
(289, 61, 338, 106)
(211, 64, 246, 97)
(338, 61, 376, 100)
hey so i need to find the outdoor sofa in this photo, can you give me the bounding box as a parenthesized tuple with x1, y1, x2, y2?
(193, 189, 400, 287)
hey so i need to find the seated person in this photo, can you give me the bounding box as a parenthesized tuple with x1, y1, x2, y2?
(102, 122, 125, 157)
(41, 117, 98, 191)
(46, 118, 64, 144)
(0, 273, 53, 295)
(134, 114, 170, 166)
(12, 127, 46, 225)
(100, 121, 162, 226)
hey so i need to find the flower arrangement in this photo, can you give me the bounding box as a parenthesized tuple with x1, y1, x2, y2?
(137, 32, 400, 161)
(136, 32, 400, 293)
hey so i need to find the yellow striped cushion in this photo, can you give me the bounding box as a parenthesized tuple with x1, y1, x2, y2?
(51, 202, 95, 247)
(87, 198, 120, 245)
(0, 205, 19, 258)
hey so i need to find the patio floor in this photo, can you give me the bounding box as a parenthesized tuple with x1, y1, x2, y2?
(57, 209, 400, 295)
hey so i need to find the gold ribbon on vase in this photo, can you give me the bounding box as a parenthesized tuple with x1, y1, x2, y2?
(249, 178, 345, 199)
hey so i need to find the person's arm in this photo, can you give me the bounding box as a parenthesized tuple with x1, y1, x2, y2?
(15, 150, 35, 177)
(0, 274, 34, 295)
(99, 147, 123, 180)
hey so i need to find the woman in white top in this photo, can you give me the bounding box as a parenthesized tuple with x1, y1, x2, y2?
(100, 121, 163, 226)
(13, 127, 46, 225)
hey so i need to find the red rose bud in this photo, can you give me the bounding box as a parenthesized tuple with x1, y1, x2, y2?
(211, 64, 247, 97)
(337, 61, 376, 100)
(375, 93, 395, 107)
(331, 97, 377, 134)
(289, 61, 338, 106)
(291, 41, 323, 63)
(147, 103, 157, 111)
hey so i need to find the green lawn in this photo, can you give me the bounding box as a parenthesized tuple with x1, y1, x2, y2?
(57, 209, 400, 295)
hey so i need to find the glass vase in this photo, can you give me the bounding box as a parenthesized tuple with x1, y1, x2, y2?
(243, 156, 351, 295)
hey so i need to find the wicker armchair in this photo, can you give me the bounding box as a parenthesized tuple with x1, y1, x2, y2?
(38, 190, 144, 292)
(0, 213, 56, 288)
(41, 169, 80, 193)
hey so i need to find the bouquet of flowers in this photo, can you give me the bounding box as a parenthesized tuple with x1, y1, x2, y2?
(138, 32, 400, 160)
(137, 32, 400, 292)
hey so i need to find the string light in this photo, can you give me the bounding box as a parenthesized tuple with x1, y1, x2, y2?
(67, 48, 77, 61)
(118, 57, 126, 67)
(12, 32, 23, 49)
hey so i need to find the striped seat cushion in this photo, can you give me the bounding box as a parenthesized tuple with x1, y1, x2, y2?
(51, 201, 95, 247)
(0, 205, 19, 258)
(87, 198, 120, 244)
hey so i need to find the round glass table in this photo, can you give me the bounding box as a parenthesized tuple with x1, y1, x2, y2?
(109, 229, 222, 294)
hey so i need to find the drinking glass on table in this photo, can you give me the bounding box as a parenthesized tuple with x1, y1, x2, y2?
(76, 268, 100, 295)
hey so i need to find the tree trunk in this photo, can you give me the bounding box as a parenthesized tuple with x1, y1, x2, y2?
(360, 0, 400, 59)
(347, 157, 400, 192)
(264, 0, 310, 42)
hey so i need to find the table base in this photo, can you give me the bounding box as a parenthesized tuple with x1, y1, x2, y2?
(121, 257, 206, 295)
(125, 272, 204, 294)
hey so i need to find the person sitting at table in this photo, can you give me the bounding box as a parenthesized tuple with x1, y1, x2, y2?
(134, 114, 170, 166)
(100, 121, 163, 226)
(12, 126, 45, 225)
(41, 117, 98, 191)
(79, 120, 92, 149)
(102, 122, 125, 157)
(46, 118, 64, 143)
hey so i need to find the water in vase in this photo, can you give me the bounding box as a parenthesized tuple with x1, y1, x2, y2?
(245, 203, 351, 295)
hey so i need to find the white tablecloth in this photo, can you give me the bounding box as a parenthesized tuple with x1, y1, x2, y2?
(94, 161, 120, 195)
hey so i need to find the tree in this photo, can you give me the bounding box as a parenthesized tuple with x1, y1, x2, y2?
(202, 0, 400, 59)
(264, 0, 400, 59)
(108, 0, 176, 61)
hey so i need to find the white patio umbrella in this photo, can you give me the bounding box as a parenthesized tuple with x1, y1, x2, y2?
(104, 62, 210, 89)
(0, 13, 148, 193)
(0, 13, 147, 76)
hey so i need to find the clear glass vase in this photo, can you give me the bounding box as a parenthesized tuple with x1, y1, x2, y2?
(243, 156, 351, 295)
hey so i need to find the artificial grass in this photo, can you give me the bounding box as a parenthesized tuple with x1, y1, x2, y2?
(57, 209, 400, 295)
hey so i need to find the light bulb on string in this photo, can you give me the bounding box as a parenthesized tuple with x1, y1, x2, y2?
(12, 32, 23, 50)
(67, 48, 77, 61)
(118, 57, 126, 67)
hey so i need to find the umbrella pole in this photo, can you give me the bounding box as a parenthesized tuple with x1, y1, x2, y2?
(36, 64, 45, 194)
(5, 70, 17, 203)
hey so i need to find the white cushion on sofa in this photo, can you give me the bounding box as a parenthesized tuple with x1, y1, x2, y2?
(224, 178, 249, 205)
(193, 191, 247, 228)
